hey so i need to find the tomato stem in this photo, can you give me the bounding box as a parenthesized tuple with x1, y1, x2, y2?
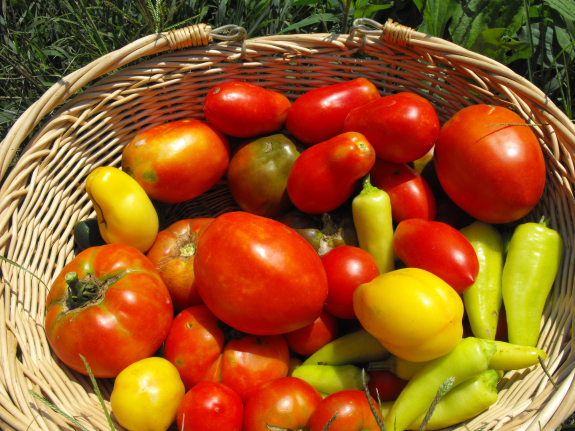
(65, 271, 101, 308)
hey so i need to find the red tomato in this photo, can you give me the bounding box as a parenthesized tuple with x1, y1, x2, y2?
(309, 390, 382, 431)
(343, 92, 440, 163)
(194, 212, 328, 335)
(176, 381, 243, 431)
(203, 81, 291, 138)
(286, 78, 381, 145)
(243, 377, 323, 431)
(44, 244, 173, 378)
(368, 370, 408, 402)
(146, 218, 214, 311)
(283, 309, 339, 356)
(221, 335, 290, 404)
(163, 306, 225, 391)
(370, 158, 437, 222)
(393, 219, 480, 294)
(321, 245, 380, 319)
(121, 119, 230, 203)
(434, 104, 546, 224)
(287, 132, 376, 214)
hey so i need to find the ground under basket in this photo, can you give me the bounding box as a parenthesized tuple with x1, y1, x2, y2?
(1, 19, 575, 431)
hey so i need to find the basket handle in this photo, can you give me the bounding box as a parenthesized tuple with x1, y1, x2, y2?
(0, 23, 247, 180)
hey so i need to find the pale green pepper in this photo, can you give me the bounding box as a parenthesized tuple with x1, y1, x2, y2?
(291, 364, 365, 394)
(85, 166, 159, 253)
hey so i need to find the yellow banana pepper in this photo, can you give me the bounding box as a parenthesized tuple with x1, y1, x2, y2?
(85, 166, 159, 253)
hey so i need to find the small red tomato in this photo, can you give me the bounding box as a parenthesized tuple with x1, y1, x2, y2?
(368, 370, 408, 402)
(121, 119, 230, 203)
(370, 158, 436, 222)
(146, 218, 214, 311)
(286, 78, 381, 145)
(321, 245, 380, 319)
(203, 81, 291, 138)
(284, 309, 339, 356)
(393, 219, 480, 294)
(434, 104, 546, 224)
(221, 335, 290, 404)
(163, 306, 225, 391)
(287, 132, 376, 214)
(177, 381, 244, 431)
(309, 390, 382, 431)
(343, 92, 440, 163)
(243, 377, 323, 431)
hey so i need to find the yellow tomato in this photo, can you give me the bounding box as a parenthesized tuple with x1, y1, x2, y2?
(353, 267, 463, 362)
(85, 166, 158, 253)
(110, 357, 185, 431)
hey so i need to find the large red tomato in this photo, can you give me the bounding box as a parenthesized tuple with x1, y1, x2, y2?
(434, 104, 546, 224)
(283, 309, 339, 356)
(203, 81, 291, 138)
(309, 390, 382, 431)
(194, 211, 329, 335)
(146, 218, 214, 311)
(286, 78, 381, 145)
(243, 377, 323, 431)
(176, 381, 244, 431)
(44, 244, 173, 378)
(121, 119, 230, 203)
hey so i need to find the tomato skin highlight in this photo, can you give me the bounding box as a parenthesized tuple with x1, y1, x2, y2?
(194, 211, 329, 335)
(44, 244, 173, 378)
(203, 81, 291, 138)
(434, 104, 546, 224)
(286, 78, 381, 145)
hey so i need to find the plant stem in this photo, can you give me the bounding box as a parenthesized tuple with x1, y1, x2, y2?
(523, 0, 534, 83)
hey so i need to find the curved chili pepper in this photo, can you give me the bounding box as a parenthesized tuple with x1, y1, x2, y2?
(460, 221, 504, 341)
(352, 175, 395, 274)
(502, 217, 563, 347)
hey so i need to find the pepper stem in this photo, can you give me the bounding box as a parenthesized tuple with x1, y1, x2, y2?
(539, 215, 552, 227)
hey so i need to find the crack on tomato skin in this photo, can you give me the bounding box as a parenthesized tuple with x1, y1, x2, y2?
(156, 227, 198, 269)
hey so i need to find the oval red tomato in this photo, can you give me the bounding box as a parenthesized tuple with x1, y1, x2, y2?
(343, 91, 440, 163)
(393, 219, 480, 294)
(321, 245, 380, 319)
(177, 381, 244, 431)
(370, 158, 437, 222)
(309, 390, 382, 431)
(286, 78, 381, 145)
(203, 81, 291, 138)
(44, 244, 173, 378)
(243, 377, 323, 431)
(283, 309, 339, 356)
(287, 132, 376, 214)
(434, 104, 546, 224)
(368, 370, 408, 402)
(146, 218, 214, 311)
(194, 212, 328, 335)
(121, 119, 230, 203)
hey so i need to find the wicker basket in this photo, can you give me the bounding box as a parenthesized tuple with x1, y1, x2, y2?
(1, 18, 574, 431)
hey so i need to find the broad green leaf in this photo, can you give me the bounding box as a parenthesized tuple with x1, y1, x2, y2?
(353, 3, 393, 20)
(556, 26, 575, 61)
(544, 0, 575, 22)
(518, 21, 556, 66)
(419, 0, 459, 37)
(470, 27, 531, 64)
(279, 13, 338, 33)
(293, 0, 321, 5)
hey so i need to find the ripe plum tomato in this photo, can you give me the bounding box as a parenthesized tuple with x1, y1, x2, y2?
(393, 219, 479, 294)
(321, 245, 380, 319)
(44, 244, 173, 378)
(370, 158, 437, 222)
(163, 305, 225, 391)
(194, 212, 328, 335)
(176, 382, 244, 431)
(434, 104, 546, 224)
(121, 119, 230, 203)
(286, 78, 380, 145)
(110, 357, 185, 431)
(227, 134, 300, 218)
(284, 309, 339, 356)
(343, 91, 440, 163)
(287, 132, 376, 214)
(309, 390, 382, 431)
(243, 377, 323, 431)
(368, 370, 408, 402)
(203, 81, 291, 138)
(146, 218, 214, 311)
(221, 335, 290, 404)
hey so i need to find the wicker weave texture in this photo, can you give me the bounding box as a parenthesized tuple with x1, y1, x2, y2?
(0, 21, 574, 431)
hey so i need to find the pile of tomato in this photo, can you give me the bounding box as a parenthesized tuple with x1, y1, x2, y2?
(44, 77, 553, 431)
